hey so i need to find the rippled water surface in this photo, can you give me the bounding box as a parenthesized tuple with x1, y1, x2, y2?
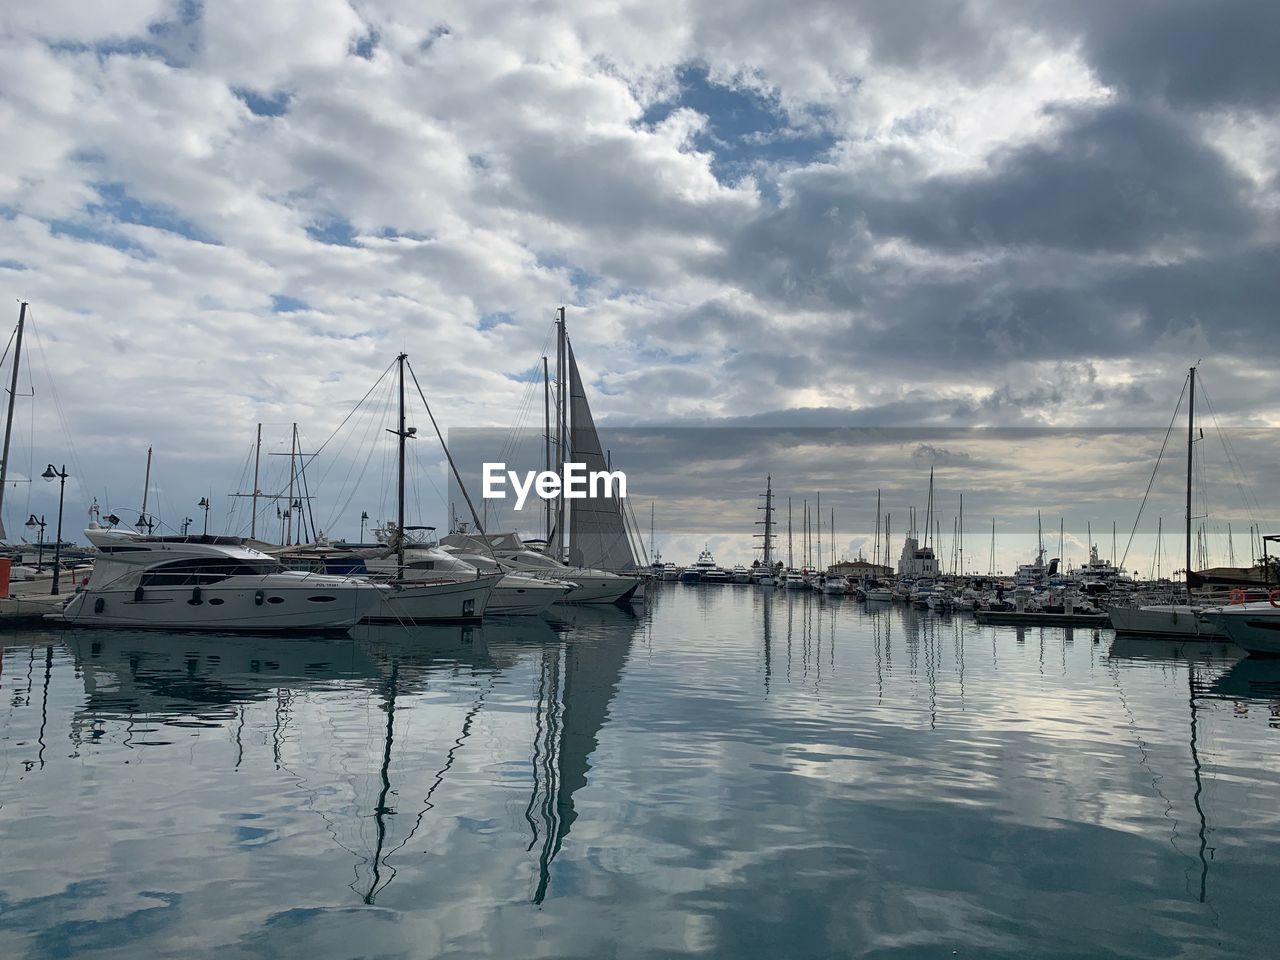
(3, 586, 1279, 958)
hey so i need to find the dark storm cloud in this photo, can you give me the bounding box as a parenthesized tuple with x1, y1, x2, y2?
(871, 102, 1259, 254)
(1044, 0, 1280, 111)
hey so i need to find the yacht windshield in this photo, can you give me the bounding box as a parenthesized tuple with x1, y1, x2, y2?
(510, 551, 564, 569)
(139, 557, 281, 586)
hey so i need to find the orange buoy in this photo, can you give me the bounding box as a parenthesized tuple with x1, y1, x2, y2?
(0, 556, 10, 599)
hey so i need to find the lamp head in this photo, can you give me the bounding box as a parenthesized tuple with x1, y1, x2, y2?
(25, 514, 38, 528)
(41, 464, 57, 481)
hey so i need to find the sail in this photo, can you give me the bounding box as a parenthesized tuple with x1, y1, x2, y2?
(548, 341, 637, 572)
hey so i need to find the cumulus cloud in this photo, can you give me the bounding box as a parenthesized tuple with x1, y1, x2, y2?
(0, 0, 1276, 543)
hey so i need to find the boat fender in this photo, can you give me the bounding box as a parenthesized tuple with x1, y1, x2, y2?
(1230, 588, 1245, 605)
(190, 586, 203, 605)
(1271, 590, 1280, 609)
(254, 589, 265, 606)
(134, 586, 144, 602)
(94, 597, 105, 613)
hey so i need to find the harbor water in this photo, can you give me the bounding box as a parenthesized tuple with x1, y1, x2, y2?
(2, 585, 1279, 958)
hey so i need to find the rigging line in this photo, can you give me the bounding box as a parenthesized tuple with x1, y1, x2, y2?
(295, 359, 398, 481)
(406, 359, 489, 539)
(319, 374, 395, 533)
(1119, 372, 1188, 570)
(312, 371, 397, 497)
(26, 309, 89, 492)
(497, 324, 558, 466)
(0, 324, 15, 367)
(1198, 379, 1265, 527)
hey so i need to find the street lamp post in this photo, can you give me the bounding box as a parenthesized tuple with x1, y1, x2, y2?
(360, 510, 369, 543)
(181, 516, 193, 536)
(198, 497, 211, 536)
(25, 514, 46, 573)
(41, 464, 68, 595)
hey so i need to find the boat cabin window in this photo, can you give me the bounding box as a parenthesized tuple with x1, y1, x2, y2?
(406, 560, 436, 570)
(510, 552, 562, 569)
(139, 557, 280, 587)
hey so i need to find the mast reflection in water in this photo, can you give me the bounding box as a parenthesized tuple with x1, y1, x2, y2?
(3, 588, 1280, 959)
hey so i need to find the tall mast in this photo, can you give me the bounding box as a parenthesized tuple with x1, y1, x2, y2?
(788, 497, 793, 569)
(0, 301, 27, 539)
(139, 446, 153, 530)
(885, 513, 891, 573)
(755, 475, 775, 567)
(989, 517, 996, 575)
(873, 489, 881, 569)
(923, 467, 934, 550)
(958, 494, 964, 575)
(765, 476, 773, 566)
(816, 491, 821, 569)
(396, 353, 408, 579)
(287, 423, 298, 545)
(251, 423, 261, 539)
(1186, 366, 1195, 602)
(830, 508, 835, 566)
(556, 308, 567, 562)
(543, 355, 552, 542)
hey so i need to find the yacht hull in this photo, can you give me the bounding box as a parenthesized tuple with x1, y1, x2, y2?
(490, 576, 568, 615)
(55, 577, 384, 632)
(362, 577, 499, 624)
(1200, 603, 1280, 655)
(1109, 605, 1225, 640)
(560, 576, 640, 605)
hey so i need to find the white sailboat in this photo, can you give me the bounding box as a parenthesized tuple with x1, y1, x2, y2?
(441, 529, 639, 604)
(1109, 367, 1226, 640)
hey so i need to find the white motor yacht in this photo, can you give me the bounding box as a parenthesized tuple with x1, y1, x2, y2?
(680, 547, 723, 584)
(55, 525, 386, 632)
(821, 575, 849, 595)
(779, 569, 809, 591)
(1199, 599, 1280, 654)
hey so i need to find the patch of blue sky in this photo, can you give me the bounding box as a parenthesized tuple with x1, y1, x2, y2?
(305, 217, 359, 247)
(505, 366, 545, 384)
(478, 312, 513, 331)
(235, 88, 292, 117)
(48, 37, 170, 61)
(271, 295, 309, 313)
(376, 227, 434, 242)
(89, 181, 216, 244)
(534, 254, 601, 299)
(350, 27, 379, 59)
(48, 217, 153, 259)
(640, 64, 835, 195)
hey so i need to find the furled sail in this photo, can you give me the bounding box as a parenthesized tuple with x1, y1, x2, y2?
(547, 341, 637, 572)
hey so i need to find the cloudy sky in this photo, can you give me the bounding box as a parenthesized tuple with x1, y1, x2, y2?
(1, 0, 1277, 567)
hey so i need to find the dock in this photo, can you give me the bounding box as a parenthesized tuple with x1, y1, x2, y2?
(0, 593, 68, 627)
(973, 609, 1110, 627)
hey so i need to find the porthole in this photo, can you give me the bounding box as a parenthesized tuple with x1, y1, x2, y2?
(209, 598, 225, 606)
(307, 595, 337, 603)
(267, 597, 285, 605)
